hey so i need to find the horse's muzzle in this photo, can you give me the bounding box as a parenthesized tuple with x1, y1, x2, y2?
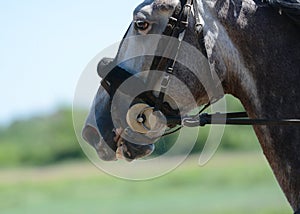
(82, 125, 117, 161)
(82, 124, 155, 161)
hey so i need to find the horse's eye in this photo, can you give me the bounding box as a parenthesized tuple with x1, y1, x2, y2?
(134, 20, 149, 31)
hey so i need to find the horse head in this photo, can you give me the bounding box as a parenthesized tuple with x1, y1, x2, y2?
(82, 0, 231, 161)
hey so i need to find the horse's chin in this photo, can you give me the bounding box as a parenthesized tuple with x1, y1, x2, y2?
(116, 139, 155, 162)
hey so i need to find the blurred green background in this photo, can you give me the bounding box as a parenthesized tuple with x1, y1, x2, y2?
(0, 96, 292, 214)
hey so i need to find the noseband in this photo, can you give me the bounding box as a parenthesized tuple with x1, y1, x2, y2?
(98, 0, 300, 140)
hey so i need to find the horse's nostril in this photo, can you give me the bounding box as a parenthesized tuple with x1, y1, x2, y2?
(82, 125, 100, 147)
(82, 125, 117, 161)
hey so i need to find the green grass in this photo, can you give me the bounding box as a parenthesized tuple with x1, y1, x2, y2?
(0, 152, 292, 214)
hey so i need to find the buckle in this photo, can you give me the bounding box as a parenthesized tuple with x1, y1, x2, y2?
(167, 67, 174, 74)
(168, 16, 178, 28)
(161, 75, 170, 88)
(181, 21, 189, 27)
(169, 17, 178, 22)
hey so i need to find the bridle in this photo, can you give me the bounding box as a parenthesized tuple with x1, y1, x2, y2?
(98, 0, 300, 141)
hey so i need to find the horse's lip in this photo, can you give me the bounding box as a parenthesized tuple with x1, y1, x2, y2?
(114, 129, 127, 161)
(113, 128, 123, 145)
(113, 128, 130, 161)
(116, 142, 132, 161)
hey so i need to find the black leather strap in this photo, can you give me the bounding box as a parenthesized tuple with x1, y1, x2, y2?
(149, 0, 194, 112)
(98, 58, 144, 98)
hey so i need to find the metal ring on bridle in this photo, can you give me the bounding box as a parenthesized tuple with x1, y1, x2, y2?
(126, 103, 164, 134)
(138, 106, 155, 132)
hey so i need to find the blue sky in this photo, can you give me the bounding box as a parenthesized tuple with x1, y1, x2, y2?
(0, 0, 142, 125)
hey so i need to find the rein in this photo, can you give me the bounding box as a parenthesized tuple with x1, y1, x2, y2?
(167, 111, 300, 127)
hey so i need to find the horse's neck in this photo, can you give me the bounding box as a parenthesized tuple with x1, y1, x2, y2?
(202, 0, 300, 210)
(205, 0, 300, 112)
(202, 0, 300, 121)
(198, 0, 262, 114)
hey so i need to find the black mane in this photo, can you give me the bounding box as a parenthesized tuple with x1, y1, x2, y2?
(267, 0, 300, 25)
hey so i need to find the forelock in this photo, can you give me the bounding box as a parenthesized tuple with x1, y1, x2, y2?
(153, 0, 180, 12)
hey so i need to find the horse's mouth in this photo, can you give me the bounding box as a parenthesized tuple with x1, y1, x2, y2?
(114, 128, 155, 161)
(83, 125, 154, 162)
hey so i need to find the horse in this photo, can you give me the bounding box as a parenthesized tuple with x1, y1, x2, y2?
(82, 0, 300, 212)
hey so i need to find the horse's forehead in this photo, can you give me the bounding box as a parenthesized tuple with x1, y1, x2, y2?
(134, 0, 179, 16)
(152, 0, 179, 8)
